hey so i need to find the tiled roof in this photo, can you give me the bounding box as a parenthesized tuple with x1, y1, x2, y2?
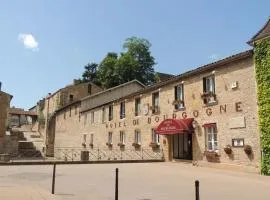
(80, 50, 253, 111)
(248, 18, 270, 46)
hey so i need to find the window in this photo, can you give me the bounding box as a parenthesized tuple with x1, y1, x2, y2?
(203, 76, 216, 104)
(69, 107, 72, 117)
(119, 131, 125, 144)
(91, 112, 95, 124)
(75, 105, 78, 115)
(102, 107, 106, 123)
(174, 84, 184, 109)
(90, 134, 94, 145)
(83, 134, 87, 144)
(108, 132, 113, 144)
(84, 114, 87, 125)
(108, 105, 113, 121)
(88, 84, 92, 94)
(205, 124, 218, 151)
(69, 94, 74, 102)
(151, 129, 160, 144)
(120, 102, 125, 119)
(152, 92, 159, 114)
(135, 98, 141, 116)
(135, 130, 141, 144)
(64, 111, 66, 119)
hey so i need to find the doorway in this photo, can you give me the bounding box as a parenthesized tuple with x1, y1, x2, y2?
(172, 133, 192, 160)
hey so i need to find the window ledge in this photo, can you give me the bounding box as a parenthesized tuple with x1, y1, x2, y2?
(203, 100, 218, 107)
(117, 143, 125, 147)
(106, 142, 113, 146)
(173, 107, 186, 112)
(132, 142, 141, 147)
(149, 142, 160, 147)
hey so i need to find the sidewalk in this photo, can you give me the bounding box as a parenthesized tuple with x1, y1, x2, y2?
(0, 185, 61, 200)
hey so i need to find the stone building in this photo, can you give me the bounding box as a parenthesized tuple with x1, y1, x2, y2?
(0, 83, 12, 137)
(31, 80, 103, 154)
(42, 19, 270, 173)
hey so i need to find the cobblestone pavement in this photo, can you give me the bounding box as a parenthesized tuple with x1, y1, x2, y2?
(0, 162, 270, 200)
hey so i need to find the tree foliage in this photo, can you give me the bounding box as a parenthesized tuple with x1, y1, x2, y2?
(254, 38, 270, 175)
(80, 37, 156, 88)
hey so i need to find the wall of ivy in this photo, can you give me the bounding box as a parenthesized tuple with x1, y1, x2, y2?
(254, 38, 270, 175)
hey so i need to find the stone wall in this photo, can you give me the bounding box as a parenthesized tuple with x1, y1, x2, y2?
(53, 55, 260, 172)
(0, 91, 12, 137)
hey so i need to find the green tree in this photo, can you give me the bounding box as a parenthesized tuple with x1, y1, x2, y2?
(81, 63, 99, 84)
(97, 52, 119, 88)
(122, 37, 156, 85)
(80, 37, 156, 88)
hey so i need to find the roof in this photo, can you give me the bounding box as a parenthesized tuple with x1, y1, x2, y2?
(81, 80, 145, 101)
(0, 91, 13, 100)
(248, 18, 270, 46)
(84, 50, 253, 111)
(9, 108, 37, 116)
(45, 81, 102, 100)
(156, 72, 175, 82)
(53, 50, 253, 114)
(55, 100, 81, 114)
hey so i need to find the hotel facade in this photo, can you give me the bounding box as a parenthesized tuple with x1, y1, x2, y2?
(33, 19, 270, 173)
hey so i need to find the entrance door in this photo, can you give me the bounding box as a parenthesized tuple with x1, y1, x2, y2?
(173, 133, 192, 160)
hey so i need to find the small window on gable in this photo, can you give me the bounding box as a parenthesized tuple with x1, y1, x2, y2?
(69, 94, 74, 102)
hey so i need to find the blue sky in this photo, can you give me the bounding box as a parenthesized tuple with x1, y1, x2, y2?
(0, 0, 269, 109)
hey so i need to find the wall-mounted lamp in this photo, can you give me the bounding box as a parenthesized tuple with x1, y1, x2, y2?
(192, 120, 199, 129)
(211, 70, 216, 74)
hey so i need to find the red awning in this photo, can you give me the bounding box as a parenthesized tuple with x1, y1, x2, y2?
(202, 123, 216, 128)
(156, 118, 194, 135)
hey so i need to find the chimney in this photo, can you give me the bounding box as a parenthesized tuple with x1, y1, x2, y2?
(0, 82, 2, 91)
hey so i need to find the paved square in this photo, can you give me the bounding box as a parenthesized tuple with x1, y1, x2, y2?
(0, 163, 270, 200)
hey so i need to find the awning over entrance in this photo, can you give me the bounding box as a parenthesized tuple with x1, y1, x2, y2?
(156, 118, 194, 135)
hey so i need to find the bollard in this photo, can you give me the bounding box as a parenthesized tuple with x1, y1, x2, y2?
(52, 163, 56, 194)
(115, 168, 119, 200)
(195, 180, 200, 200)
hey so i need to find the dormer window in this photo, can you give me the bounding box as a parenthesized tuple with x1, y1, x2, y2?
(152, 92, 160, 114)
(174, 84, 184, 110)
(202, 75, 216, 104)
(108, 105, 113, 121)
(69, 94, 74, 102)
(120, 102, 125, 119)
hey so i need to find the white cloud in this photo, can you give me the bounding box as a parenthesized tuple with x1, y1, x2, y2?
(18, 33, 39, 51)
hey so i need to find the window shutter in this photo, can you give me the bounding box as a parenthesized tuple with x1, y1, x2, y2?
(203, 77, 206, 92)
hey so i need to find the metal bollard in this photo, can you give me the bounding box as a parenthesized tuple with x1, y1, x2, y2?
(195, 180, 200, 200)
(115, 168, 119, 200)
(52, 163, 56, 194)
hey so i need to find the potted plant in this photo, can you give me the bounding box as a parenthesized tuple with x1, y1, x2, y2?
(201, 91, 216, 98)
(117, 142, 125, 147)
(224, 145, 232, 154)
(106, 142, 113, 147)
(204, 151, 219, 158)
(149, 142, 160, 148)
(132, 142, 141, 148)
(244, 145, 252, 155)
